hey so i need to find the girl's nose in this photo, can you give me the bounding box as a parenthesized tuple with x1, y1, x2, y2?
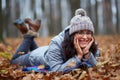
(82, 34, 87, 39)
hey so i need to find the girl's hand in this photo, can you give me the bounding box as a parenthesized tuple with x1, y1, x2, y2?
(74, 36, 83, 59)
(83, 37, 94, 58)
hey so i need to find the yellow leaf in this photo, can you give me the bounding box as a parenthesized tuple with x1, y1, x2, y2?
(78, 71, 87, 80)
(17, 51, 25, 55)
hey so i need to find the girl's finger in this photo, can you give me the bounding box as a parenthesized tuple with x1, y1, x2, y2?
(74, 37, 77, 48)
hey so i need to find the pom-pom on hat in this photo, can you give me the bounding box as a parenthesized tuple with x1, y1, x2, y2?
(69, 8, 94, 35)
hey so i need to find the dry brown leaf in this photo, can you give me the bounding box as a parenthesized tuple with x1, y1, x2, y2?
(60, 74, 73, 80)
(78, 71, 86, 80)
(66, 59, 76, 68)
(37, 65, 45, 69)
(0, 43, 6, 52)
(110, 63, 120, 68)
(43, 73, 51, 80)
(36, 73, 44, 79)
(96, 59, 110, 67)
(17, 51, 25, 55)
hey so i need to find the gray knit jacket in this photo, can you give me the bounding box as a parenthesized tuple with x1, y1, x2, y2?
(28, 26, 98, 72)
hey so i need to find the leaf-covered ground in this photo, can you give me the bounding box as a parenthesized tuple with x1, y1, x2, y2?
(0, 35, 120, 80)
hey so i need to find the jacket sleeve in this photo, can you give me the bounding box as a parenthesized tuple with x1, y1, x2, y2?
(82, 52, 97, 67)
(45, 40, 81, 72)
(45, 40, 97, 72)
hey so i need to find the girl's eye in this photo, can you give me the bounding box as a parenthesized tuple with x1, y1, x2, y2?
(78, 31, 83, 34)
(77, 31, 92, 35)
(86, 32, 92, 35)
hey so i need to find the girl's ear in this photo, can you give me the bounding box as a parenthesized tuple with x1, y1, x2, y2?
(64, 29, 70, 38)
(65, 28, 69, 34)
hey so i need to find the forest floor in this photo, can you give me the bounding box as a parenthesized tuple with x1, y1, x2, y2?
(0, 35, 120, 80)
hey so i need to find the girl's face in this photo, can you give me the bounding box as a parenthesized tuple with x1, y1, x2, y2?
(74, 30, 93, 49)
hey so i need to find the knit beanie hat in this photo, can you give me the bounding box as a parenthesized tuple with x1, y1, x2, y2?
(69, 8, 94, 35)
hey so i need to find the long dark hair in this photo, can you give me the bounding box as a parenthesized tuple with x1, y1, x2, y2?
(62, 29, 98, 60)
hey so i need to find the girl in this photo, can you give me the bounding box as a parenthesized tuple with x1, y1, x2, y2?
(11, 8, 99, 73)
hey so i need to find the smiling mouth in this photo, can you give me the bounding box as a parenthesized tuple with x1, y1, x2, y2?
(81, 41, 87, 43)
(80, 42, 87, 45)
(79, 41, 89, 46)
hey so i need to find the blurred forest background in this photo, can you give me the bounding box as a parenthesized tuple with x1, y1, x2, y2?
(0, 0, 120, 41)
(0, 0, 120, 79)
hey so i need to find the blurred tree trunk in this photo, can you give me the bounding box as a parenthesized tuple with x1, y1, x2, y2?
(103, 0, 114, 34)
(49, 0, 54, 36)
(97, 0, 104, 34)
(69, 0, 80, 17)
(54, 0, 62, 34)
(116, 0, 120, 33)
(49, 0, 62, 36)
(4, 0, 11, 37)
(95, 0, 98, 34)
(86, 0, 91, 16)
(90, 0, 98, 34)
(0, 0, 3, 41)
